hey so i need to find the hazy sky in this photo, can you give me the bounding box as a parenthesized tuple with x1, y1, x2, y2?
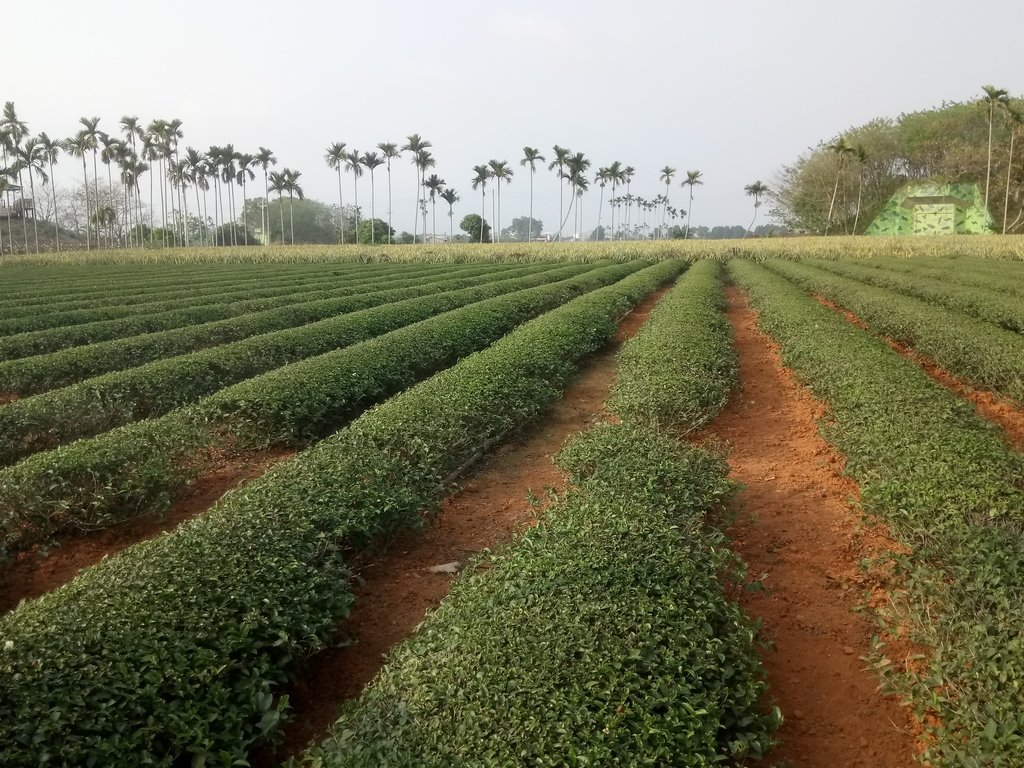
(5, 0, 1023, 236)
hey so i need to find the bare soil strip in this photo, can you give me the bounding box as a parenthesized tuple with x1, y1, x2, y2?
(251, 285, 672, 766)
(0, 448, 294, 614)
(708, 287, 918, 767)
(0, 393, 18, 404)
(815, 294, 1024, 451)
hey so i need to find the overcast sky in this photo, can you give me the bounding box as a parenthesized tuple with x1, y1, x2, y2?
(5, 0, 1023, 236)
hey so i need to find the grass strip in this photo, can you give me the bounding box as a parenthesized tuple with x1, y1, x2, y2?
(731, 259, 1024, 766)
(0, 259, 680, 766)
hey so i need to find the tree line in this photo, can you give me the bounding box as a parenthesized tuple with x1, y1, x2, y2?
(1, 100, 775, 253)
(772, 85, 1024, 234)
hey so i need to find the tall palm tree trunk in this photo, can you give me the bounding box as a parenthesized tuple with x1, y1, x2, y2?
(986, 101, 995, 209)
(825, 174, 841, 235)
(528, 171, 534, 241)
(386, 164, 393, 244)
(81, 156, 92, 250)
(1004, 129, 1016, 234)
(27, 172, 39, 253)
(335, 167, 345, 244)
(480, 189, 486, 243)
(288, 191, 295, 245)
(241, 181, 248, 245)
(47, 159, 59, 251)
(370, 172, 377, 244)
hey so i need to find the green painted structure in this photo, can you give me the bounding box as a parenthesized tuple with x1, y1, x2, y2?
(865, 181, 994, 235)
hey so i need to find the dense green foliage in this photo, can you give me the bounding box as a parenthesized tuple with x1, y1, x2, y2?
(609, 259, 737, 430)
(0, 262, 620, 550)
(302, 423, 775, 767)
(0, 264, 572, 465)
(772, 97, 1024, 233)
(730, 260, 1024, 765)
(764, 259, 1024, 403)
(0, 263, 530, 393)
(0, 260, 679, 766)
(808, 257, 1024, 331)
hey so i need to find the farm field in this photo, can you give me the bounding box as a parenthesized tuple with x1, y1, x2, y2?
(0, 240, 1023, 767)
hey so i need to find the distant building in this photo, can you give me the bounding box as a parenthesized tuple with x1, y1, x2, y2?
(866, 181, 993, 235)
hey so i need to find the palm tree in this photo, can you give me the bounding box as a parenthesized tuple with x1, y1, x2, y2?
(65, 130, 93, 249)
(77, 116, 104, 246)
(471, 164, 492, 243)
(423, 173, 446, 243)
(594, 167, 610, 240)
(487, 160, 512, 243)
(17, 136, 50, 253)
(851, 145, 869, 234)
(360, 151, 386, 243)
(142, 130, 162, 242)
(183, 147, 208, 245)
(324, 141, 348, 243)
(414, 149, 436, 243)
(680, 170, 703, 239)
(520, 147, 545, 242)
(147, 121, 172, 246)
(267, 170, 287, 243)
(606, 161, 624, 238)
(402, 134, 431, 241)
(377, 142, 400, 244)
(440, 187, 459, 242)
(744, 181, 769, 237)
(343, 149, 363, 236)
(36, 133, 62, 250)
(824, 136, 855, 235)
(100, 134, 127, 246)
(658, 166, 676, 238)
(559, 152, 590, 239)
(255, 147, 276, 244)
(548, 145, 571, 240)
(219, 144, 239, 245)
(623, 166, 636, 233)
(1003, 106, 1023, 234)
(2, 103, 30, 250)
(236, 153, 256, 245)
(981, 85, 1011, 210)
(283, 168, 303, 245)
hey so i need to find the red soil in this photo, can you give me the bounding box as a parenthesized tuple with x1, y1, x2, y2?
(707, 287, 919, 767)
(814, 294, 1024, 451)
(250, 285, 673, 766)
(0, 448, 293, 614)
(0, 392, 18, 404)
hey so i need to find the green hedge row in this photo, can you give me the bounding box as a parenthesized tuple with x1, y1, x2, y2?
(764, 259, 1024, 403)
(808, 257, 1024, 332)
(0, 263, 555, 395)
(609, 258, 737, 431)
(0, 263, 514, 360)
(301, 423, 776, 767)
(0, 263, 576, 465)
(829, 256, 1024, 299)
(0, 261, 413, 325)
(0, 260, 638, 552)
(0, 260, 380, 304)
(0, 260, 681, 767)
(731, 259, 1024, 766)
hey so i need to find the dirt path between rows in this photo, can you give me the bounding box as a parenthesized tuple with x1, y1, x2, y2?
(0, 448, 293, 614)
(708, 287, 919, 767)
(814, 295, 1024, 451)
(251, 284, 673, 766)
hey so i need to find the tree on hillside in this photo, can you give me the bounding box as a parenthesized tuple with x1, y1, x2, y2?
(744, 181, 769, 237)
(825, 136, 855, 235)
(981, 84, 1010, 209)
(520, 147, 545, 242)
(460, 213, 490, 243)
